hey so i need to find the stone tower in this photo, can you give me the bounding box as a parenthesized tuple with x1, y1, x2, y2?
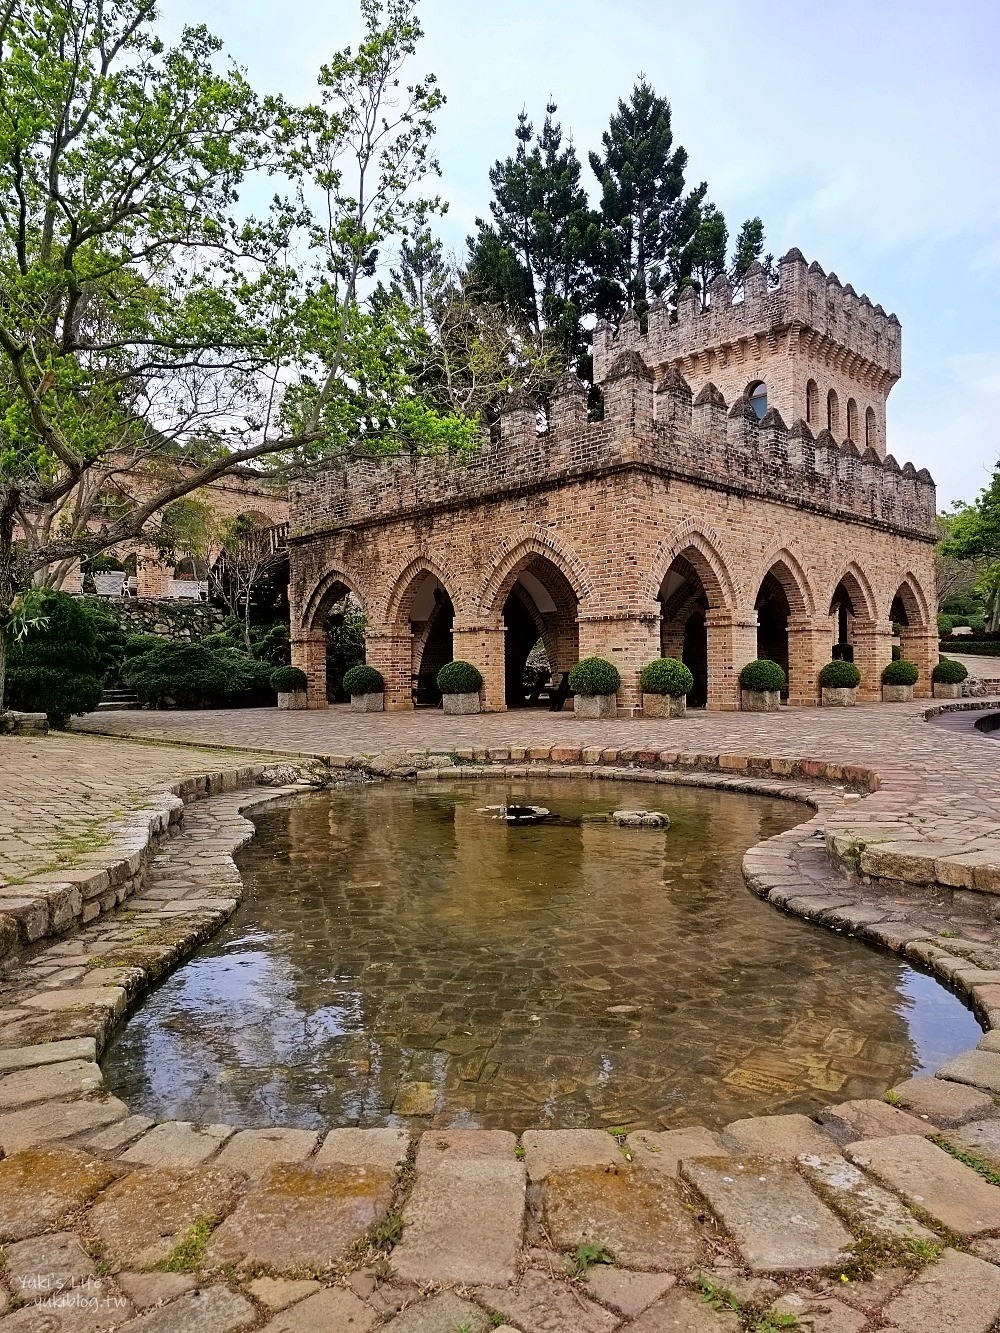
(592, 248, 900, 457)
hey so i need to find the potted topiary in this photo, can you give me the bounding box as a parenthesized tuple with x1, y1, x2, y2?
(639, 657, 694, 718)
(270, 665, 308, 710)
(932, 657, 968, 699)
(342, 663, 385, 712)
(881, 659, 919, 702)
(739, 659, 786, 712)
(819, 659, 862, 706)
(569, 656, 621, 719)
(437, 660, 483, 714)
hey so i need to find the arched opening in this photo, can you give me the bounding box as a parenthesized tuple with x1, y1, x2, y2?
(497, 554, 580, 708)
(297, 572, 365, 706)
(324, 594, 365, 703)
(828, 568, 875, 677)
(658, 553, 713, 708)
(746, 380, 768, 420)
(891, 577, 933, 687)
(827, 389, 840, 436)
(806, 379, 819, 426)
(405, 572, 455, 707)
(846, 398, 859, 441)
(865, 407, 877, 451)
(755, 571, 791, 700)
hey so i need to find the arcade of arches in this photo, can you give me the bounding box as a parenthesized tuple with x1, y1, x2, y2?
(290, 531, 937, 714)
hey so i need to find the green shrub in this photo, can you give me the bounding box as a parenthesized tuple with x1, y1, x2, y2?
(937, 613, 954, 636)
(568, 656, 621, 696)
(342, 664, 385, 695)
(6, 590, 103, 727)
(436, 660, 483, 695)
(639, 657, 694, 698)
(819, 660, 862, 689)
(80, 604, 128, 683)
(932, 658, 968, 684)
(124, 633, 166, 658)
(891, 644, 901, 661)
(123, 642, 272, 708)
(882, 660, 919, 686)
(270, 666, 308, 693)
(739, 659, 787, 693)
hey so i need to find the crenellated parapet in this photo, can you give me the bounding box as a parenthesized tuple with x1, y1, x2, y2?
(290, 357, 935, 544)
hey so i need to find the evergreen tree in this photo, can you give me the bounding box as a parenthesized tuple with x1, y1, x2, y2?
(682, 209, 774, 307)
(468, 103, 603, 366)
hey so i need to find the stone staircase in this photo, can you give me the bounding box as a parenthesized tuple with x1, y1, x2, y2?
(97, 686, 140, 710)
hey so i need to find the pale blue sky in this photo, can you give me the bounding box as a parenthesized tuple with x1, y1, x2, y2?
(161, 0, 1000, 505)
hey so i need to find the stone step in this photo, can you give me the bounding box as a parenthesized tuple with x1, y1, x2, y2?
(845, 1134, 1000, 1237)
(879, 1248, 1000, 1333)
(886, 1075, 996, 1127)
(936, 1048, 1000, 1094)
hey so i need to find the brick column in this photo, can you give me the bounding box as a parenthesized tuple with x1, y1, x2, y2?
(453, 625, 506, 712)
(136, 557, 172, 598)
(291, 632, 328, 709)
(578, 614, 660, 716)
(900, 626, 938, 698)
(786, 616, 828, 707)
(853, 619, 894, 701)
(705, 608, 757, 711)
(366, 625, 414, 711)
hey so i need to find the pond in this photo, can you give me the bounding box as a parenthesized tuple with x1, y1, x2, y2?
(102, 778, 981, 1131)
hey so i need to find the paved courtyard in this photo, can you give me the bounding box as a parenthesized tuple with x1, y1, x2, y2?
(1, 698, 1000, 1329)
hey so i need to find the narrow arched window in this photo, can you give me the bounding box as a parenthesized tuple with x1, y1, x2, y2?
(806, 379, 818, 424)
(747, 380, 767, 420)
(865, 406, 876, 450)
(846, 398, 858, 441)
(827, 389, 840, 436)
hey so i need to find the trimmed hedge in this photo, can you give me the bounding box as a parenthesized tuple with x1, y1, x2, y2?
(342, 664, 385, 696)
(124, 633, 167, 658)
(939, 640, 1000, 657)
(932, 658, 968, 684)
(436, 660, 483, 694)
(568, 656, 621, 697)
(881, 660, 919, 686)
(270, 666, 308, 693)
(819, 660, 862, 689)
(6, 590, 103, 727)
(123, 642, 273, 708)
(639, 657, 694, 698)
(739, 659, 786, 693)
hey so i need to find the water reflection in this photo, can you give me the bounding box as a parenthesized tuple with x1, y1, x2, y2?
(102, 780, 982, 1130)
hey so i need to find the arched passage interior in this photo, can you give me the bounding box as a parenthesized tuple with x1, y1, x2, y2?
(658, 553, 713, 708)
(755, 571, 791, 698)
(405, 572, 455, 706)
(498, 555, 580, 707)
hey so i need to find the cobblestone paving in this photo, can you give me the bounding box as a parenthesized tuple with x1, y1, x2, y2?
(0, 700, 998, 1327)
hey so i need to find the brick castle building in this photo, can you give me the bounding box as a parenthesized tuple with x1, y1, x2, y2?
(287, 248, 937, 713)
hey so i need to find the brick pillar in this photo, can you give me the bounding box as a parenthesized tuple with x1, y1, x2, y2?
(900, 626, 938, 698)
(61, 561, 85, 594)
(137, 557, 172, 598)
(853, 619, 894, 701)
(705, 608, 758, 711)
(366, 625, 414, 711)
(578, 614, 659, 716)
(786, 616, 828, 707)
(453, 625, 506, 712)
(291, 632, 328, 709)
(660, 620, 685, 659)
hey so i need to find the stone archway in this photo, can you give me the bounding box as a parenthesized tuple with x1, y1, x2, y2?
(891, 574, 936, 695)
(828, 563, 885, 699)
(292, 570, 364, 707)
(752, 552, 817, 705)
(655, 534, 738, 709)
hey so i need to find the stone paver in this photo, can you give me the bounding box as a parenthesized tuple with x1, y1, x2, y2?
(585, 1267, 676, 1316)
(116, 1286, 255, 1332)
(627, 1289, 740, 1331)
(845, 1134, 1000, 1236)
(521, 1128, 621, 1181)
(118, 1121, 234, 1167)
(258, 1288, 377, 1332)
(943, 1116, 1000, 1170)
(246, 1278, 321, 1311)
(0, 1095, 129, 1152)
(626, 1128, 728, 1176)
(1, 1230, 133, 1329)
(0, 1038, 97, 1072)
(796, 1151, 936, 1240)
(816, 1097, 939, 1143)
(721, 1112, 837, 1159)
(204, 1162, 394, 1273)
(887, 1075, 996, 1127)
(313, 1126, 408, 1171)
(680, 1156, 853, 1273)
(771, 1290, 869, 1331)
(214, 1127, 320, 1176)
(0, 1148, 118, 1241)
(880, 1248, 1000, 1332)
(116, 1272, 198, 1311)
(542, 1164, 704, 1271)
(936, 1047, 1000, 1093)
(477, 1270, 619, 1333)
(383, 1291, 491, 1333)
(87, 1166, 245, 1268)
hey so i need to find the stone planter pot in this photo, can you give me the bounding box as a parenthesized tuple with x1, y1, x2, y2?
(277, 691, 308, 711)
(741, 689, 781, 713)
(882, 684, 913, 703)
(93, 571, 126, 596)
(933, 682, 963, 700)
(642, 693, 686, 719)
(574, 693, 618, 719)
(822, 686, 858, 707)
(350, 692, 385, 713)
(442, 692, 481, 715)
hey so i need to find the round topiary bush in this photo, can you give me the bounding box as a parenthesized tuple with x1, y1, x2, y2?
(639, 657, 694, 698)
(341, 664, 385, 696)
(881, 660, 918, 686)
(6, 589, 103, 727)
(819, 660, 862, 689)
(437, 660, 483, 695)
(739, 659, 787, 693)
(568, 656, 621, 697)
(270, 666, 309, 694)
(932, 658, 968, 684)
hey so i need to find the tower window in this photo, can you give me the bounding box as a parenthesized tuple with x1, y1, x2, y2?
(747, 381, 767, 420)
(847, 398, 859, 441)
(865, 406, 876, 449)
(806, 379, 818, 425)
(827, 389, 840, 436)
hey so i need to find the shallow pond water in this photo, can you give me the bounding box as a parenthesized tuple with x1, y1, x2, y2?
(102, 778, 981, 1131)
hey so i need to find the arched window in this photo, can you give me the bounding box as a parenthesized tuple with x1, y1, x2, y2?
(747, 380, 767, 420)
(846, 398, 858, 441)
(865, 407, 876, 450)
(806, 379, 819, 425)
(827, 389, 840, 436)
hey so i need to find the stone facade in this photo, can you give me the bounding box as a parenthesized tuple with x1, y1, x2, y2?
(288, 251, 936, 714)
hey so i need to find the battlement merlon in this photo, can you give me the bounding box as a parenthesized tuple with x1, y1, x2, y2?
(592, 249, 902, 388)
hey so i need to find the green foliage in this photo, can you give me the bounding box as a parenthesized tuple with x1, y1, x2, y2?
(937, 613, 954, 635)
(640, 656, 694, 697)
(269, 666, 308, 693)
(932, 658, 968, 684)
(819, 660, 862, 689)
(739, 658, 787, 693)
(342, 663, 385, 695)
(567, 1241, 613, 1278)
(123, 642, 272, 708)
(942, 463, 1000, 632)
(6, 590, 102, 726)
(436, 660, 483, 694)
(568, 656, 621, 696)
(881, 660, 919, 686)
(79, 604, 128, 683)
(124, 634, 167, 659)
